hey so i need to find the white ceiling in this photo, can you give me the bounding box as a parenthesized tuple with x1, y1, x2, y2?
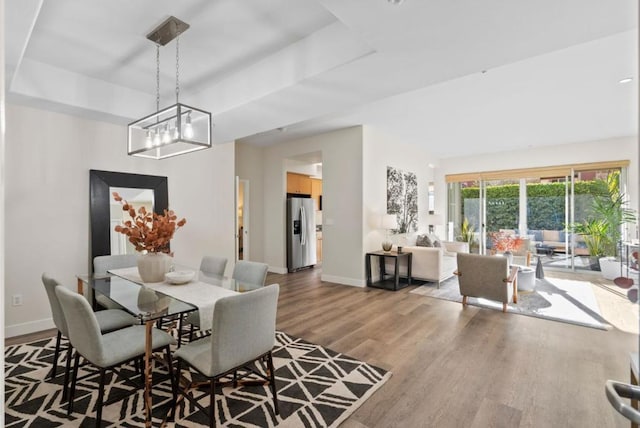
(5, 0, 638, 159)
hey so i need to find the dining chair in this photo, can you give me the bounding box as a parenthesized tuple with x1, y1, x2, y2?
(186, 256, 228, 341)
(42, 273, 137, 401)
(55, 286, 177, 427)
(92, 254, 138, 309)
(200, 255, 228, 278)
(232, 260, 269, 286)
(173, 284, 280, 427)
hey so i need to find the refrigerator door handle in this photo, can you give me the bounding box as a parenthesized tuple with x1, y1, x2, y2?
(300, 206, 306, 245)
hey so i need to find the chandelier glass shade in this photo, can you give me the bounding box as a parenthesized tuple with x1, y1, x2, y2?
(128, 103, 211, 159)
(127, 16, 212, 159)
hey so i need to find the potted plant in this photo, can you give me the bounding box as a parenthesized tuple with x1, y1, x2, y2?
(457, 217, 479, 253)
(571, 218, 609, 270)
(570, 172, 636, 273)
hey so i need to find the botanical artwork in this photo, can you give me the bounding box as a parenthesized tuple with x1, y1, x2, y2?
(387, 166, 418, 233)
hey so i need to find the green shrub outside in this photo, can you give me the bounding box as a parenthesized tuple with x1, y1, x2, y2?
(460, 180, 608, 232)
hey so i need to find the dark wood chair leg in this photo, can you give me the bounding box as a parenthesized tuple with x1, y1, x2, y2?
(48, 331, 62, 380)
(68, 352, 80, 415)
(170, 359, 182, 421)
(210, 379, 216, 428)
(61, 341, 73, 401)
(189, 324, 195, 342)
(96, 368, 106, 427)
(166, 347, 177, 410)
(266, 351, 279, 415)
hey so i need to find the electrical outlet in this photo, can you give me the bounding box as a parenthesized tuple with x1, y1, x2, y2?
(12, 294, 23, 306)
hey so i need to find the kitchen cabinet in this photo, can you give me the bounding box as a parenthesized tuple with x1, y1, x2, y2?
(311, 178, 322, 211)
(317, 232, 323, 262)
(287, 172, 312, 195)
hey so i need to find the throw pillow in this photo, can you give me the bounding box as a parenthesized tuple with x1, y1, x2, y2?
(416, 234, 432, 247)
(428, 233, 442, 248)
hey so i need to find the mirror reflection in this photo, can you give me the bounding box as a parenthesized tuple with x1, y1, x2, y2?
(110, 187, 155, 255)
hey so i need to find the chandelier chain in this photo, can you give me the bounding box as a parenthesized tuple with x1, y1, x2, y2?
(155, 45, 160, 112)
(175, 34, 180, 104)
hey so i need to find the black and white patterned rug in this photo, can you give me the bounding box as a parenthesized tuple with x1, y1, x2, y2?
(5, 331, 390, 427)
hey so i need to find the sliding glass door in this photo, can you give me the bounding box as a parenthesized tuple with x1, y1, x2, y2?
(447, 162, 629, 273)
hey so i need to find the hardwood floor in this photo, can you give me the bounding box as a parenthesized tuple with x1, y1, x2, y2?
(270, 268, 637, 428)
(6, 268, 637, 427)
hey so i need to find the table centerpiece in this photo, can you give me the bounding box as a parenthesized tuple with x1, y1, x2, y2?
(112, 192, 186, 282)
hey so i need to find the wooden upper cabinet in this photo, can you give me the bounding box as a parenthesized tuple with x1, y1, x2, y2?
(287, 172, 312, 195)
(311, 178, 322, 210)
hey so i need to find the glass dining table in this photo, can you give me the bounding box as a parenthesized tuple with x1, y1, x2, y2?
(76, 268, 263, 427)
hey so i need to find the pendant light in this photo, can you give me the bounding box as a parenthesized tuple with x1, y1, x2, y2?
(127, 16, 212, 159)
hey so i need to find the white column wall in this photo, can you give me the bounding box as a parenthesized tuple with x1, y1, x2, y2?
(235, 142, 265, 262)
(260, 126, 364, 285)
(5, 104, 236, 337)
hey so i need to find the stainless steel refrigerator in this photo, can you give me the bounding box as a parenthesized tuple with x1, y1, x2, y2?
(287, 197, 317, 272)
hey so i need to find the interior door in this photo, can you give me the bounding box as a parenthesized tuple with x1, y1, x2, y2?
(235, 177, 250, 261)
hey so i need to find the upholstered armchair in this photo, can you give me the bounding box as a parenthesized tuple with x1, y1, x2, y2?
(454, 253, 519, 312)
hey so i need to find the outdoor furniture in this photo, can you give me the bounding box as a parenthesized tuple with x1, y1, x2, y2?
(454, 253, 519, 312)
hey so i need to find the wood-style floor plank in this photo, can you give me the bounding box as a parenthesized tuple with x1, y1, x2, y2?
(5, 267, 636, 427)
(269, 268, 637, 428)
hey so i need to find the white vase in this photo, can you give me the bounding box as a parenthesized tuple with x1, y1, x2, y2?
(137, 252, 172, 283)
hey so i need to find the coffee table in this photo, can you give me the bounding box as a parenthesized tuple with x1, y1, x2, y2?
(535, 244, 555, 256)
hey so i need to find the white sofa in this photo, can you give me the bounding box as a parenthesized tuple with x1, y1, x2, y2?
(386, 235, 469, 285)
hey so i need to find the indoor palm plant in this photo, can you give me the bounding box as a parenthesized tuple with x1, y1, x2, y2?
(113, 192, 186, 282)
(571, 172, 636, 272)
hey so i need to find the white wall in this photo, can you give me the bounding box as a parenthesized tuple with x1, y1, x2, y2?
(235, 143, 264, 262)
(362, 126, 438, 251)
(5, 104, 236, 337)
(438, 136, 639, 231)
(260, 127, 363, 285)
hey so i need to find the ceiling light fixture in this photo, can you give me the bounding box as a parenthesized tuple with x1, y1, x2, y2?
(127, 16, 212, 159)
(619, 77, 633, 84)
(388, 0, 405, 4)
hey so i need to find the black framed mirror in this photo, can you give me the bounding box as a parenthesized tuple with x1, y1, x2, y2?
(90, 170, 168, 265)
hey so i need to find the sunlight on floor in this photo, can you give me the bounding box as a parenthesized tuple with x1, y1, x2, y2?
(547, 269, 639, 335)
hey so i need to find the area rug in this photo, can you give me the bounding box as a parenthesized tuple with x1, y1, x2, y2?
(5, 331, 390, 427)
(410, 276, 607, 330)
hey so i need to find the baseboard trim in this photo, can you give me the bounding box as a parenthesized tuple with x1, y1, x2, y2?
(6, 318, 55, 339)
(321, 274, 365, 287)
(268, 266, 288, 275)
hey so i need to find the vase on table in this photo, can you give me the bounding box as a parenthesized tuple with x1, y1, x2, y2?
(137, 252, 172, 282)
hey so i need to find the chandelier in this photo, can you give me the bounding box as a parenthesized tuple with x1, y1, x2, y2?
(127, 16, 212, 159)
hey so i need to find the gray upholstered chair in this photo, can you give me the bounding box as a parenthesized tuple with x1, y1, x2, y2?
(55, 286, 176, 426)
(232, 260, 268, 286)
(42, 273, 137, 401)
(173, 284, 280, 427)
(185, 256, 228, 340)
(200, 255, 228, 279)
(454, 253, 519, 313)
(92, 254, 138, 309)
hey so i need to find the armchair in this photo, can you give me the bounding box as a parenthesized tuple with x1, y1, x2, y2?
(454, 253, 519, 312)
